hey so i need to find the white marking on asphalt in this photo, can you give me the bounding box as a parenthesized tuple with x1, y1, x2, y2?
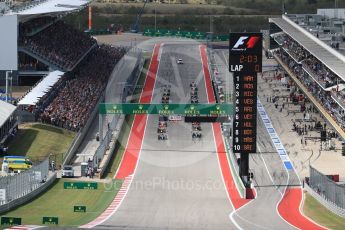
(257, 145, 283, 196)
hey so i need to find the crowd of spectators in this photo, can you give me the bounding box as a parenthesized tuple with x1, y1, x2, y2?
(277, 33, 341, 89)
(278, 48, 345, 130)
(19, 20, 97, 70)
(39, 45, 128, 131)
(282, 35, 309, 62)
(19, 16, 56, 36)
(18, 52, 48, 71)
(303, 56, 338, 88)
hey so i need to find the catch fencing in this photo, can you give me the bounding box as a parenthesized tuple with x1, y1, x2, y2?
(309, 166, 345, 210)
(93, 47, 143, 168)
(0, 158, 49, 205)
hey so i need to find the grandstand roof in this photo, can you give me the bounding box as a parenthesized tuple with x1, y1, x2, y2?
(0, 100, 16, 128)
(18, 70, 64, 106)
(270, 16, 345, 81)
(7, 0, 90, 16)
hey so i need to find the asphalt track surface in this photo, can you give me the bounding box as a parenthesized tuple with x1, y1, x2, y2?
(98, 43, 236, 229)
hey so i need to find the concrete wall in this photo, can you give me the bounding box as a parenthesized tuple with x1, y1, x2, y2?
(62, 94, 104, 166)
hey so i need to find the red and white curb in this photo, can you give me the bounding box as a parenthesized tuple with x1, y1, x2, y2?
(79, 175, 134, 228)
(5, 225, 43, 230)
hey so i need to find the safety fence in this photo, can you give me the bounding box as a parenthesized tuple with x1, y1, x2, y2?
(93, 47, 143, 169)
(309, 166, 345, 210)
(0, 158, 49, 206)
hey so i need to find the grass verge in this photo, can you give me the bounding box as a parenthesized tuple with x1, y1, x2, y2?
(2, 123, 75, 167)
(303, 192, 345, 230)
(0, 179, 122, 227)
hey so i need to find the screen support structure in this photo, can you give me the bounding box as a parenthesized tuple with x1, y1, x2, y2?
(229, 32, 262, 186)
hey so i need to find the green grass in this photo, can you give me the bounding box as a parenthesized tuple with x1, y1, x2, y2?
(5, 123, 75, 167)
(303, 193, 345, 230)
(0, 179, 122, 227)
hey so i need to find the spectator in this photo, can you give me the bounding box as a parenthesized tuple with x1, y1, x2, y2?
(39, 45, 128, 131)
(19, 20, 97, 70)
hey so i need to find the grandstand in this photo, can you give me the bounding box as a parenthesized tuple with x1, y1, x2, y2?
(0, 0, 130, 158)
(269, 12, 345, 137)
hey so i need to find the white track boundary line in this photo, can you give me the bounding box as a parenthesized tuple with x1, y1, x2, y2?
(257, 145, 283, 196)
(5, 225, 43, 230)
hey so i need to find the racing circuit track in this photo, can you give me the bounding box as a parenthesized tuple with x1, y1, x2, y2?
(94, 43, 237, 229)
(80, 41, 327, 230)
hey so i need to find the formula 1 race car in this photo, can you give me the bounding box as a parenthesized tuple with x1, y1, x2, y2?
(158, 133, 168, 140)
(192, 131, 202, 139)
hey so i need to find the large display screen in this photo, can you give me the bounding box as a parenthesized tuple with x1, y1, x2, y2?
(229, 32, 262, 73)
(233, 74, 257, 154)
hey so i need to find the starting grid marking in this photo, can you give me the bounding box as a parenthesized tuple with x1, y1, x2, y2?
(79, 175, 134, 228)
(257, 99, 293, 170)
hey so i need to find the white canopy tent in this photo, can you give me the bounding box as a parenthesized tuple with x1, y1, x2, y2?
(0, 101, 16, 128)
(7, 0, 91, 15)
(18, 70, 64, 106)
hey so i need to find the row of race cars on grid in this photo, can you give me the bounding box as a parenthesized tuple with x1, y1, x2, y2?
(157, 82, 202, 140)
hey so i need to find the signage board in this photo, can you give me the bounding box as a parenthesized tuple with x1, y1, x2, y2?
(233, 74, 257, 154)
(63, 182, 98, 190)
(99, 103, 232, 115)
(229, 32, 262, 73)
(74, 206, 86, 212)
(42, 217, 58, 225)
(1, 217, 21, 226)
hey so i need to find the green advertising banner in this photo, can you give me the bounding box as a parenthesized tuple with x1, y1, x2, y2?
(64, 182, 98, 190)
(143, 28, 207, 39)
(1, 217, 21, 226)
(74, 205, 86, 212)
(42, 217, 58, 225)
(99, 103, 232, 115)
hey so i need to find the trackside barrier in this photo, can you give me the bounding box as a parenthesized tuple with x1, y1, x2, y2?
(98, 116, 125, 178)
(94, 128, 111, 168)
(223, 138, 246, 198)
(0, 158, 56, 214)
(62, 93, 104, 166)
(304, 182, 345, 218)
(96, 47, 143, 176)
(308, 166, 345, 214)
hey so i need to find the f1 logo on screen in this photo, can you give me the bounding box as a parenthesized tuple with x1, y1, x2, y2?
(229, 32, 262, 73)
(232, 36, 261, 51)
